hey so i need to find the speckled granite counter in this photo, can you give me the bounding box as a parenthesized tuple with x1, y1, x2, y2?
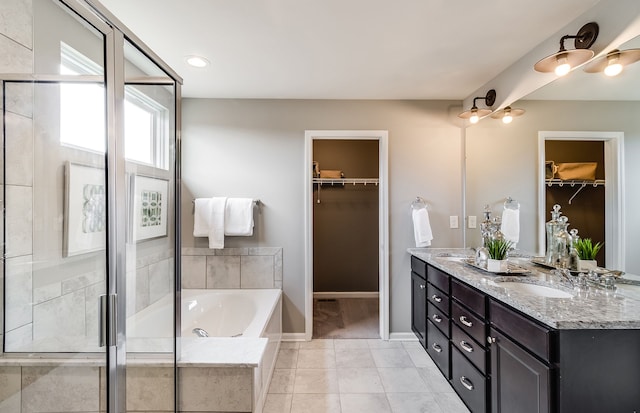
(408, 248, 640, 330)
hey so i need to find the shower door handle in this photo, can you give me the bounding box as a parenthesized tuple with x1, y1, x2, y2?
(99, 294, 107, 347)
(99, 294, 117, 347)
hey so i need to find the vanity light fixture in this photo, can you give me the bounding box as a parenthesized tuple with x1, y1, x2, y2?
(458, 89, 497, 124)
(534, 22, 599, 76)
(490, 106, 525, 124)
(185, 55, 210, 68)
(582, 48, 640, 77)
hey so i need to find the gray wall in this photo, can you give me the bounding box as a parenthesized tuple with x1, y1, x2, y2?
(182, 99, 464, 334)
(465, 100, 640, 274)
(313, 139, 379, 293)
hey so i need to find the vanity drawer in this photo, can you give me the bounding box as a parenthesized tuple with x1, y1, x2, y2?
(490, 299, 556, 363)
(411, 256, 427, 279)
(427, 320, 450, 379)
(452, 278, 486, 318)
(452, 323, 487, 374)
(451, 300, 486, 346)
(427, 283, 449, 316)
(427, 265, 450, 294)
(428, 301, 449, 337)
(451, 347, 488, 413)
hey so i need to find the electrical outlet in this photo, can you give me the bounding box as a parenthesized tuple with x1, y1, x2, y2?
(449, 215, 459, 229)
(468, 215, 477, 229)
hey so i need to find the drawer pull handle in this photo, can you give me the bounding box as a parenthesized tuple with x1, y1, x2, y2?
(487, 336, 496, 344)
(432, 314, 442, 323)
(431, 295, 442, 303)
(460, 340, 474, 353)
(419, 284, 426, 290)
(460, 376, 474, 391)
(459, 315, 473, 327)
(431, 343, 442, 353)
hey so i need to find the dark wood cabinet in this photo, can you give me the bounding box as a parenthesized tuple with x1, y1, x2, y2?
(489, 327, 552, 413)
(411, 271, 427, 348)
(409, 256, 640, 413)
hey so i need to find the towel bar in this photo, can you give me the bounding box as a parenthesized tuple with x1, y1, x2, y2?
(191, 198, 261, 214)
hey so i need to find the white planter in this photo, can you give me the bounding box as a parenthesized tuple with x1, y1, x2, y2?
(487, 258, 508, 272)
(578, 259, 598, 272)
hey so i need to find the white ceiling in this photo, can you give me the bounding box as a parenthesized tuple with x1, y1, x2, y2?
(99, 0, 601, 99)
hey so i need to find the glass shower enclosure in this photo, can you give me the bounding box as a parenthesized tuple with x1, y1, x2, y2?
(1, 0, 181, 411)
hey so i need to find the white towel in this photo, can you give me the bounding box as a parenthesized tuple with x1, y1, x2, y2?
(224, 198, 254, 236)
(193, 198, 212, 237)
(412, 207, 433, 247)
(501, 208, 520, 244)
(193, 197, 227, 249)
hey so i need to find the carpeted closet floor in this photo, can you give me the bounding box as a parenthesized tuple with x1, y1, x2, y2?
(313, 297, 379, 339)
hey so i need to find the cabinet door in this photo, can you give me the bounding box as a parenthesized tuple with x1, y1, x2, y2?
(490, 327, 552, 413)
(411, 271, 427, 347)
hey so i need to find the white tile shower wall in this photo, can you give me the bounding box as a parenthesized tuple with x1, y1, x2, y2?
(182, 247, 283, 290)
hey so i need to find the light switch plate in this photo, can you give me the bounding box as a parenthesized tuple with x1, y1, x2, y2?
(468, 215, 477, 229)
(449, 215, 459, 229)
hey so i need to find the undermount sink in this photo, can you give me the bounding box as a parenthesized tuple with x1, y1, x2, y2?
(435, 253, 469, 262)
(492, 282, 574, 298)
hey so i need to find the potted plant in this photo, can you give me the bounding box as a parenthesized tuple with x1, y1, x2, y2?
(575, 238, 603, 271)
(486, 239, 513, 272)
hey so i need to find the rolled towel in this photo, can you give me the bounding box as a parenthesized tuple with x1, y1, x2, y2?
(501, 208, 520, 245)
(412, 207, 433, 247)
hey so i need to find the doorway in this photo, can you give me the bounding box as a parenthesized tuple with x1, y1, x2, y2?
(538, 131, 624, 270)
(304, 131, 389, 341)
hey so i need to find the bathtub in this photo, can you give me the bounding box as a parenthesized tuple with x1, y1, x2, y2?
(127, 288, 282, 413)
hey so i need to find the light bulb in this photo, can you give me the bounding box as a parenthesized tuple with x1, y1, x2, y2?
(604, 55, 623, 76)
(555, 54, 571, 76)
(469, 111, 479, 124)
(502, 113, 513, 124)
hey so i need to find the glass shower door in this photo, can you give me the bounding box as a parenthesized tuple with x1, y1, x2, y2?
(1, 0, 181, 412)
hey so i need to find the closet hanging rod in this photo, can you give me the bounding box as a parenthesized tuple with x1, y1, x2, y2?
(313, 178, 379, 185)
(192, 199, 261, 206)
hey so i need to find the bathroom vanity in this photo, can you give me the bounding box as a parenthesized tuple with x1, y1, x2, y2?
(409, 249, 640, 413)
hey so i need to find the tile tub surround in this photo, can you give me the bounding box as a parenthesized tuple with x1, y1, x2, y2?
(408, 248, 640, 329)
(0, 292, 282, 413)
(182, 247, 283, 290)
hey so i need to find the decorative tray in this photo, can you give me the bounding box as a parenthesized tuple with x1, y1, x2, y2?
(530, 258, 556, 270)
(463, 259, 530, 275)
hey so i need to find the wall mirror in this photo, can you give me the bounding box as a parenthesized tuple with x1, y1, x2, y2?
(464, 34, 640, 277)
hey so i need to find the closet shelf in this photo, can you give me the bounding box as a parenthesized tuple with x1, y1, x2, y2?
(545, 178, 605, 187)
(313, 178, 379, 185)
(545, 179, 605, 205)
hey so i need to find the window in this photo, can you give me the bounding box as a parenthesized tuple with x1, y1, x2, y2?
(60, 42, 169, 169)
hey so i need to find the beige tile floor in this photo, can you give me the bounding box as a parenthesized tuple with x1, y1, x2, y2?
(264, 339, 471, 413)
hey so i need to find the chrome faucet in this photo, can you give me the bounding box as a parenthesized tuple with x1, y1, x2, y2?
(192, 327, 209, 338)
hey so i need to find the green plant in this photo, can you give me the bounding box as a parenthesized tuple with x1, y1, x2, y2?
(486, 239, 513, 260)
(575, 238, 603, 260)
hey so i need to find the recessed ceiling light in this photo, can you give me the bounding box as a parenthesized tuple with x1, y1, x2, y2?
(185, 55, 210, 68)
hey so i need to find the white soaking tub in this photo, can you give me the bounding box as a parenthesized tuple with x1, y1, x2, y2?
(126, 288, 282, 413)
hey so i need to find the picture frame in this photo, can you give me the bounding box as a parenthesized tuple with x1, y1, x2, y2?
(131, 175, 169, 242)
(64, 162, 107, 257)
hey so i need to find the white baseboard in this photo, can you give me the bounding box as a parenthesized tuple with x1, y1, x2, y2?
(389, 332, 418, 341)
(313, 291, 380, 299)
(282, 333, 307, 341)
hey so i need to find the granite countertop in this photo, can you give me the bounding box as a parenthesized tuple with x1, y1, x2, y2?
(408, 248, 640, 330)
